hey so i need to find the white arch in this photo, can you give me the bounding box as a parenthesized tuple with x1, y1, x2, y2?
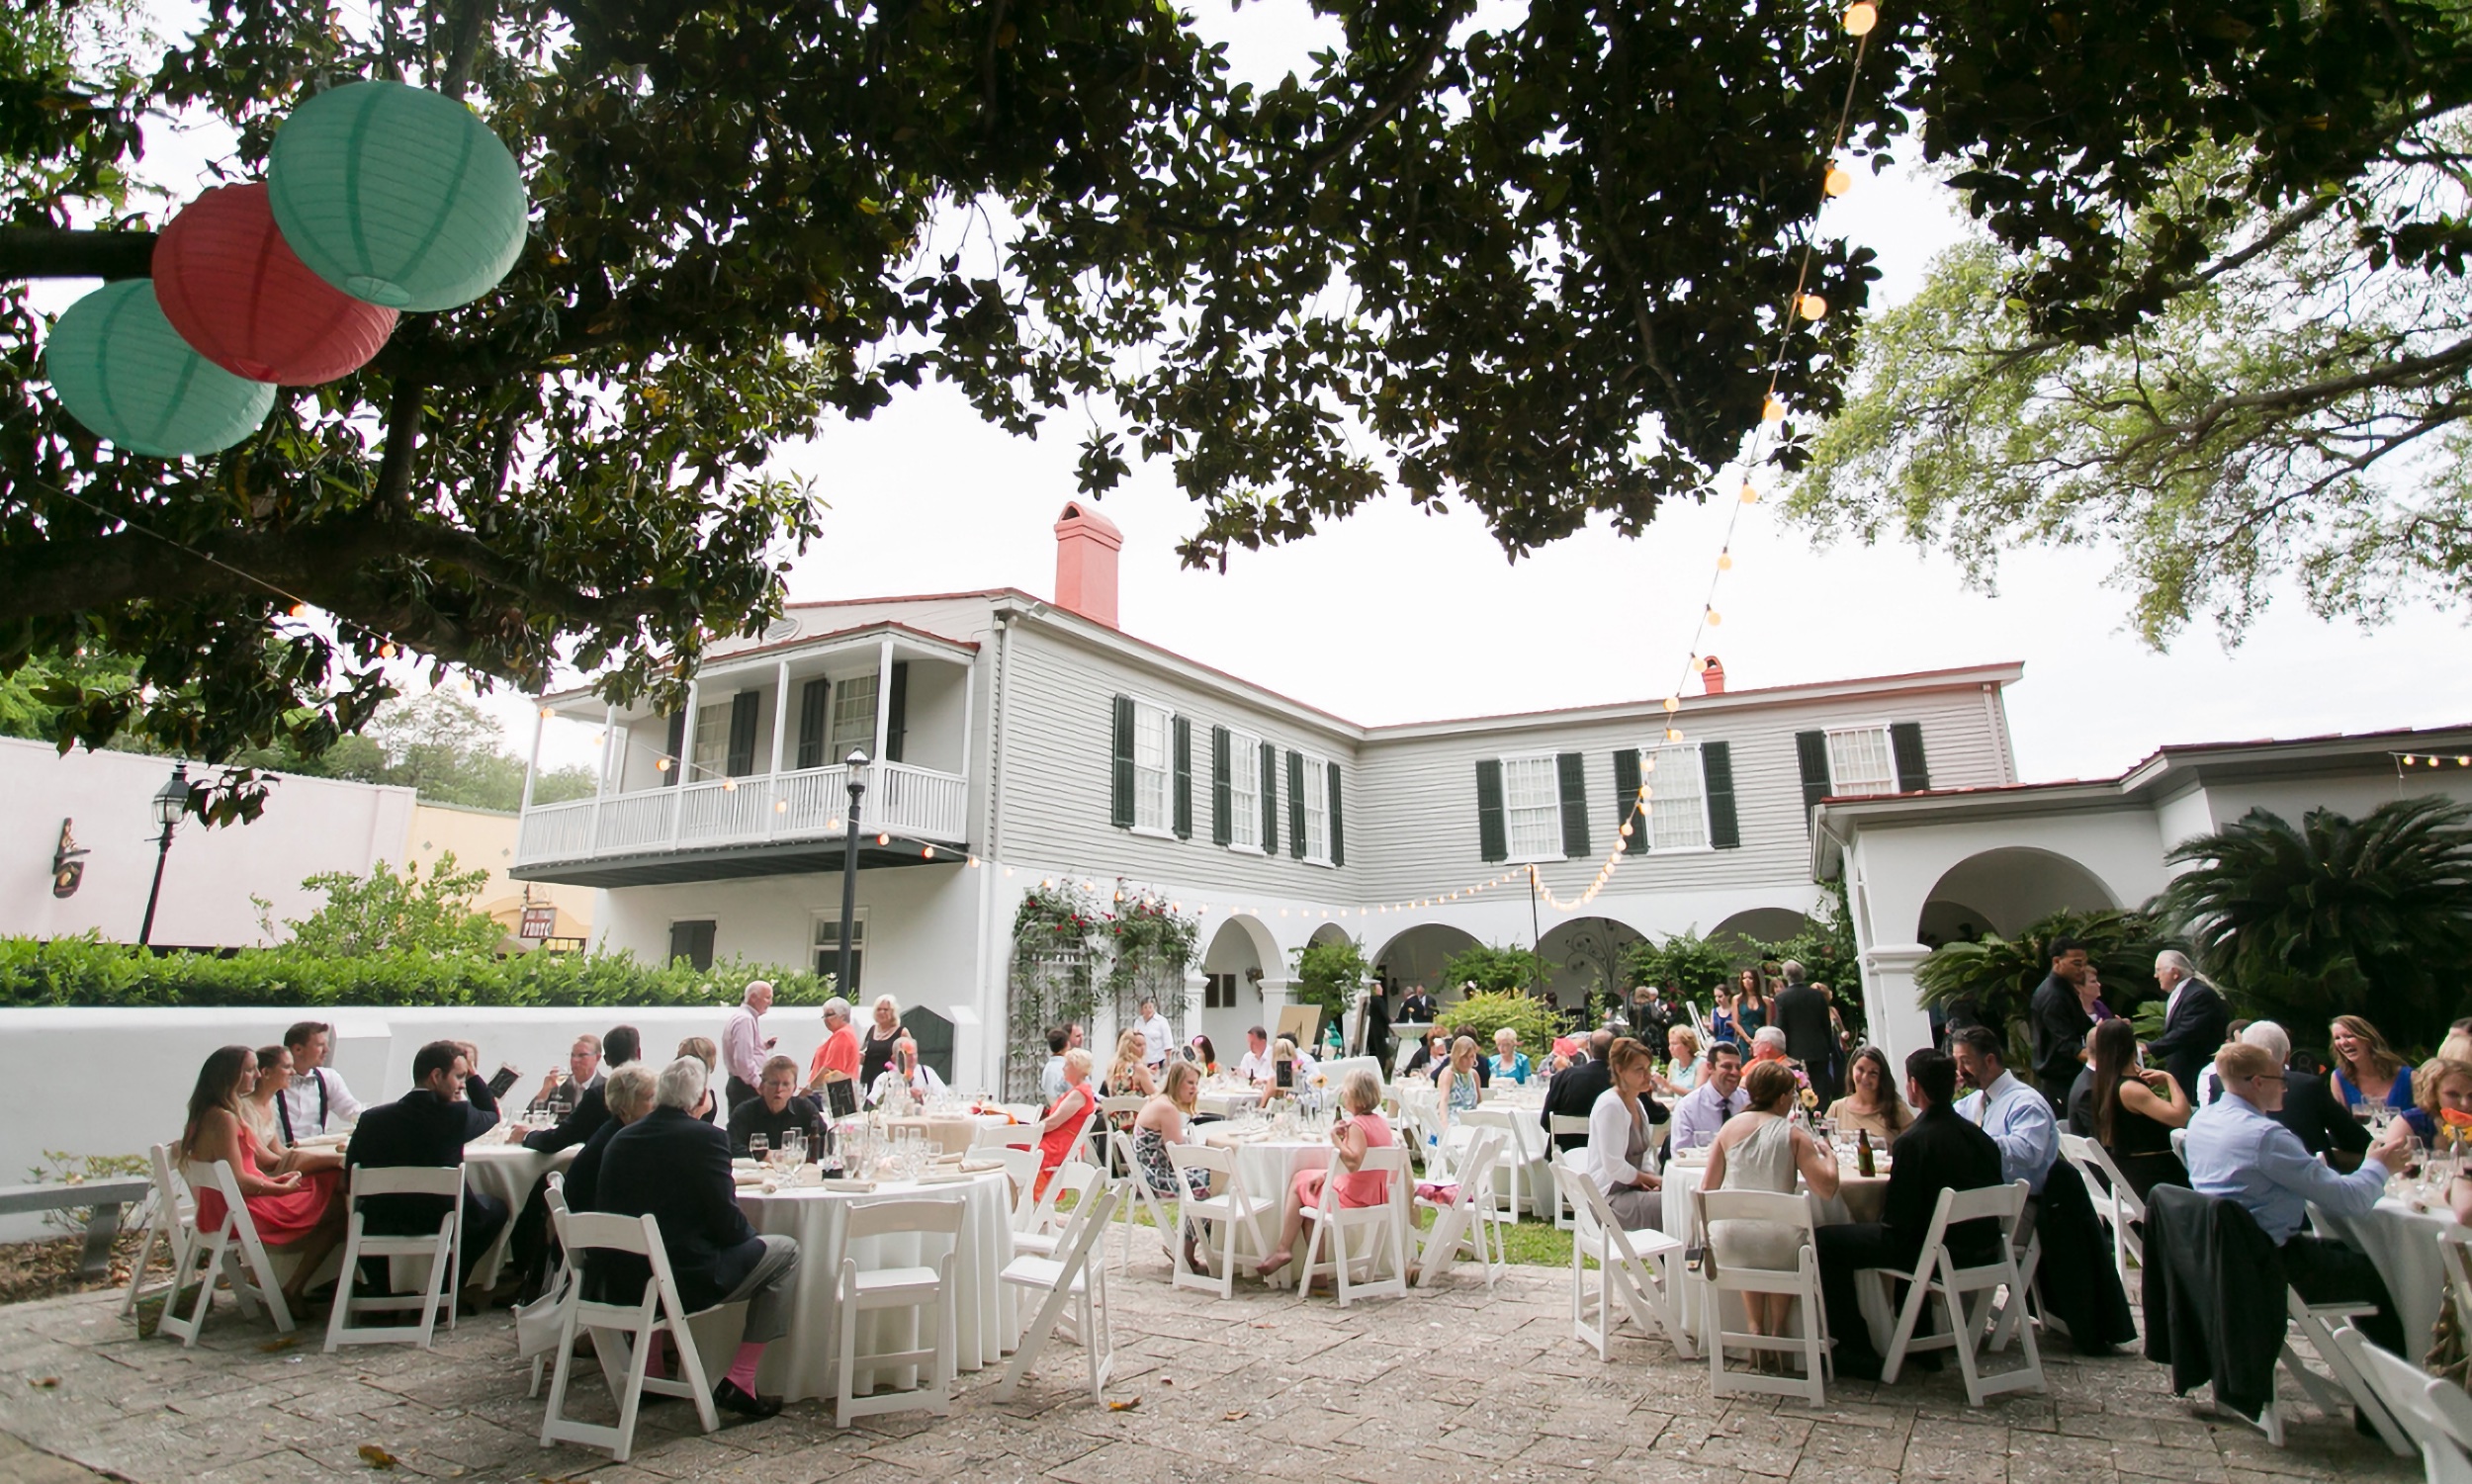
(1916, 845, 2123, 941)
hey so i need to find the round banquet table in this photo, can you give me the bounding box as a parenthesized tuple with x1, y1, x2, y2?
(460, 1140, 576, 1287)
(730, 1170, 1016, 1404)
(1197, 1085, 1263, 1119)
(2313, 1194, 2466, 1358)
(880, 1113, 1013, 1157)
(1657, 1156, 1889, 1340)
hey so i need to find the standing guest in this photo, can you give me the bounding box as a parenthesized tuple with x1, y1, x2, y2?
(1489, 1026, 1534, 1086)
(2070, 1018, 2189, 1200)
(868, 1035, 946, 1106)
(1188, 1034, 1220, 1077)
(596, 1057, 801, 1420)
(1104, 1029, 1157, 1103)
(858, 996, 905, 1092)
(2409, 1056, 2472, 1143)
(676, 1036, 723, 1123)
(1702, 1060, 1842, 1346)
(1667, 1042, 1748, 1160)
(1132, 997, 1176, 1074)
(1654, 1025, 1706, 1096)
(2028, 936, 2094, 1112)
(2141, 950, 2230, 1100)
(528, 1035, 603, 1117)
(241, 1044, 344, 1176)
(2185, 1043, 2414, 1366)
(1951, 1025, 2059, 1194)
(343, 1041, 509, 1291)
(1434, 1036, 1483, 1135)
(1816, 1049, 2005, 1380)
(1256, 1070, 1395, 1279)
(1362, 987, 1393, 1071)
(720, 982, 776, 1112)
(2328, 1014, 2417, 1117)
(1583, 1039, 1671, 1227)
(1543, 1030, 1618, 1152)
(806, 998, 861, 1110)
(1824, 1046, 1913, 1143)
(181, 1046, 345, 1313)
(1034, 1049, 1099, 1198)
(1630, 984, 1676, 1052)
(566, 1064, 660, 1212)
(1737, 971, 1771, 1039)
(1038, 1025, 1073, 1105)
(1398, 984, 1441, 1028)
(276, 1020, 364, 1144)
(1236, 1026, 1278, 1086)
(518, 1025, 640, 1154)
(1772, 961, 1839, 1105)
(1710, 984, 1741, 1048)
(1132, 1062, 1212, 1271)
(727, 1056, 822, 1161)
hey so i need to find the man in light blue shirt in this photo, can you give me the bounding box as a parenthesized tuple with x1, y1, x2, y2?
(1666, 1042, 1745, 1162)
(2184, 1042, 2411, 1356)
(1950, 1026, 2058, 1194)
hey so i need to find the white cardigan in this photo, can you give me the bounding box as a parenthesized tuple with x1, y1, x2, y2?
(1583, 1087, 1657, 1197)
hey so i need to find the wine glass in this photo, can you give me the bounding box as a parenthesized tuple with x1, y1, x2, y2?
(750, 1133, 769, 1165)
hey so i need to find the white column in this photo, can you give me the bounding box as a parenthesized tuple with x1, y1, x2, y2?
(520, 699, 546, 813)
(667, 680, 699, 845)
(871, 638, 895, 762)
(766, 658, 792, 837)
(596, 706, 617, 798)
(956, 653, 976, 785)
(1861, 945, 1937, 1070)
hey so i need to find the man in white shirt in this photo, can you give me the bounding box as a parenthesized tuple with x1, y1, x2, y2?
(1950, 1025, 2058, 1194)
(277, 1020, 364, 1143)
(1133, 998, 1176, 1074)
(1666, 1042, 1745, 1159)
(528, 1034, 604, 1115)
(722, 981, 776, 1112)
(1236, 1025, 1277, 1085)
(1037, 1023, 1079, 1105)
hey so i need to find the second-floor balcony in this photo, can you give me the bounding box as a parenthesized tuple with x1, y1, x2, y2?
(515, 759, 968, 880)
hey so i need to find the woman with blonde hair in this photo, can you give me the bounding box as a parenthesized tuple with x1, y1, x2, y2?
(1654, 1025, 1705, 1096)
(1105, 1027, 1156, 1099)
(1133, 1061, 1213, 1270)
(1033, 1048, 1098, 1198)
(2329, 1014, 2416, 1115)
(1434, 1034, 1482, 1134)
(1257, 1069, 1395, 1279)
(860, 994, 905, 1091)
(676, 1036, 722, 1122)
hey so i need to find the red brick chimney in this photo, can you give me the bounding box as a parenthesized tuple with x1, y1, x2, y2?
(1699, 654, 1727, 695)
(1053, 501, 1122, 629)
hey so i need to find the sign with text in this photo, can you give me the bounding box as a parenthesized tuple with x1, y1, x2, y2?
(518, 904, 558, 939)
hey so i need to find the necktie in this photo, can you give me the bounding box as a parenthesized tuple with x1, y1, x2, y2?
(1719, 1094, 1732, 1121)
(1972, 1094, 1988, 1127)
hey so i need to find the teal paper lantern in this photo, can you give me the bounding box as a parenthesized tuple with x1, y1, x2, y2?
(267, 80, 528, 312)
(44, 281, 276, 457)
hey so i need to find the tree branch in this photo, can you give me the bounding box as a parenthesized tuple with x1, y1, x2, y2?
(0, 227, 158, 283)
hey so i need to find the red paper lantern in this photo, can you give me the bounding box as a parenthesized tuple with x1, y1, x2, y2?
(152, 183, 397, 385)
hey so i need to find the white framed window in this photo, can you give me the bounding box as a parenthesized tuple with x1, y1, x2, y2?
(1131, 699, 1172, 832)
(1300, 753, 1331, 864)
(1501, 753, 1563, 860)
(1641, 743, 1712, 851)
(828, 672, 878, 763)
(1227, 729, 1262, 849)
(689, 701, 731, 780)
(814, 910, 868, 993)
(1826, 725, 1897, 797)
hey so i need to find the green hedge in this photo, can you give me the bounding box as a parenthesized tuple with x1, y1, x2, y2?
(0, 934, 833, 1009)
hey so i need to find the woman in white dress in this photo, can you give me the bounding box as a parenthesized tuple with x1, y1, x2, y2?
(1700, 1060, 1840, 1347)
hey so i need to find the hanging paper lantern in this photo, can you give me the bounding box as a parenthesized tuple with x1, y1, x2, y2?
(152, 183, 398, 385)
(267, 79, 528, 312)
(44, 281, 275, 457)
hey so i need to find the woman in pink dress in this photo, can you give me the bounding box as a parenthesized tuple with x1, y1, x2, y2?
(1256, 1069, 1395, 1278)
(182, 1045, 345, 1310)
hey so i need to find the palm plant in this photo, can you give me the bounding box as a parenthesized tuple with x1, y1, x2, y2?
(1914, 909, 2167, 1071)
(2156, 796, 2472, 1052)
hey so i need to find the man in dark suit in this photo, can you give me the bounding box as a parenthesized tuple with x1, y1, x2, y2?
(596, 1055, 801, 1419)
(2027, 936, 2093, 1113)
(1542, 1030, 1617, 1152)
(342, 1041, 508, 1292)
(1771, 961, 1840, 1106)
(2143, 949, 2232, 1102)
(1397, 985, 1440, 1031)
(1814, 1048, 2006, 1381)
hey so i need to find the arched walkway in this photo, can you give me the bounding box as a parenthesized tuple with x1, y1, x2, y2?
(1197, 914, 1279, 1052)
(1369, 922, 1479, 1001)
(1916, 846, 2121, 943)
(1537, 916, 1647, 1018)
(1707, 906, 1812, 949)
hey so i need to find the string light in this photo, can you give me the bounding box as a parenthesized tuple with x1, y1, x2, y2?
(1824, 162, 1852, 197)
(1717, 551, 1733, 570)
(1843, 0, 1877, 34)
(1797, 293, 1827, 320)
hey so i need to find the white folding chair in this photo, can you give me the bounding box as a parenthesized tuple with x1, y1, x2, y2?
(2442, 1227, 2472, 1339)
(1873, 1180, 2046, 1406)
(324, 1165, 464, 1351)
(2332, 1325, 2472, 1484)
(1464, 1106, 1545, 1221)
(1694, 1188, 1829, 1406)
(1091, 1096, 1144, 1168)
(1014, 1162, 1104, 1260)
(1546, 1115, 1591, 1231)
(1105, 1129, 1181, 1276)
(2058, 1133, 2145, 1298)
(2282, 1287, 2412, 1455)
(835, 1196, 964, 1428)
(1295, 1147, 1409, 1308)
(996, 1184, 1121, 1404)
(520, 1178, 575, 1398)
(123, 1144, 193, 1318)
(1416, 1128, 1506, 1290)
(1167, 1144, 1269, 1299)
(1556, 1152, 1691, 1360)
(158, 1160, 293, 1347)
(996, 1147, 1044, 1229)
(537, 1211, 721, 1463)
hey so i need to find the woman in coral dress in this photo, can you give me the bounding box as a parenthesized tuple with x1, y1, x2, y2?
(182, 1045, 346, 1310)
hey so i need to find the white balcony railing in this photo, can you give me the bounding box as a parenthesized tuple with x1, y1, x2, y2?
(515, 761, 968, 870)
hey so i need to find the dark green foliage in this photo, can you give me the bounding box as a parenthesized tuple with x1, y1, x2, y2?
(1914, 908, 2167, 1045)
(1439, 942, 1548, 996)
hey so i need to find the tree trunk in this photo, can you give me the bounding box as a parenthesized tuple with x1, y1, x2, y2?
(0, 227, 159, 283)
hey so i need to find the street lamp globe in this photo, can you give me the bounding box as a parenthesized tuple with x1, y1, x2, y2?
(151, 764, 190, 830)
(844, 747, 870, 772)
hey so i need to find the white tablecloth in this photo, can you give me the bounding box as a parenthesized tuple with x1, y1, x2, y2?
(2315, 1195, 2466, 1358)
(462, 1141, 575, 1287)
(731, 1172, 1015, 1403)
(1197, 1085, 1263, 1119)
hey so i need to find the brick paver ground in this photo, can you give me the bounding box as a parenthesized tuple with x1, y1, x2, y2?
(0, 1245, 2420, 1484)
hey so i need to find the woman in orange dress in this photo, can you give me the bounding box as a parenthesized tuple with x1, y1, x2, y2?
(182, 1045, 345, 1310)
(1033, 1048, 1100, 1198)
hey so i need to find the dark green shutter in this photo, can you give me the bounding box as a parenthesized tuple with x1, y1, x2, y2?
(1110, 695, 1135, 828)
(725, 689, 760, 776)
(1612, 749, 1643, 853)
(1475, 759, 1507, 862)
(795, 678, 830, 769)
(1260, 740, 1280, 853)
(1286, 749, 1306, 859)
(1705, 741, 1740, 849)
(664, 711, 685, 787)
(1555, 751, 1589, 857)
(1328, 763, 1345, 867)
(1795, 730, 1831, 831)
(1210, 726, 1231, 845)
(1172, 716, 1193, 838)
(884, 661, 909, 762)
(1891, 722, 1930, 792)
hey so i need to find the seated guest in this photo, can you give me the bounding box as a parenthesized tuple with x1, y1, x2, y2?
(2185, 1042, 2413, 1367)
(866, 1034, 947, 1107)
(1104, 1029, 1157, 1105)
(1489, 1027, 1534, 1086)
(1704, 1060, 1841, 1345)
(1187, 1034, 1220, 1077)
(1434, 1035, 1483, 1134)
(181, 1045, 345, 1312)
(342, 1040, 510, 1290)
(596, 1057, 800, 1419)
(1236, 1025, 1277, 1085)
(1652, 1025, 1705, 1097)
(2329, 1013, 2417, 1118)
(453, 1041, 502, 1125)
(1543, 1030, 1617, 1152)
(1132, 1062, 1212, 1272)
(2069, 1018, 2189, 1200)
(1402, 1029, 1451, 1082)
(2411, 1055, 2472, 1144)
(517, 1024, 640, 1153)
(276, 1020, 364, 1143)
(1747, 1025, 1793, 1068)
(1034, 1049, 1099, 1198)
(1950, 1025, 2057, 1193)
(726, 1057, 821, 1161)
(1666, 1041, 1747, 1160)
(2225, 1021, 2373, 1171)
(1038, 1024, 1072, 1106)
(566, 1064, 659, 1213)
(1257, 1069, 1395, 1279)
(1816, 1049, 2005, 1380)
(1824, 1046, 1911, 1143)
(529, 1034, 603, 1117)
(1583, 1039, 1670, 1227)
(1261, 1036, 1319, 1103)
(241, 1043, 345, 1176)
(675, 1036, 723, 1123)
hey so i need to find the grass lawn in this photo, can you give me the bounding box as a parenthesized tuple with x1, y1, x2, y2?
(1096, 1192, 1578, 1268)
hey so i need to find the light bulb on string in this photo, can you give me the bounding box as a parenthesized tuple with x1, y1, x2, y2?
(1797, 293, 1827, 320)
(1761, 395, 1786, 423)
(1718, 550, 1733, 570)
(1824, 162, 1852, 196)
(1740, 480, 1760, 504)
(1663, 696, 1681, 713)
(1843, 0, 1878, 34)
(1706, 607, 1723, 626)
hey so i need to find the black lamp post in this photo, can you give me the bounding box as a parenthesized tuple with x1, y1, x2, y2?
(834, 748, 869, 994)
(138, 763, 189, 948)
